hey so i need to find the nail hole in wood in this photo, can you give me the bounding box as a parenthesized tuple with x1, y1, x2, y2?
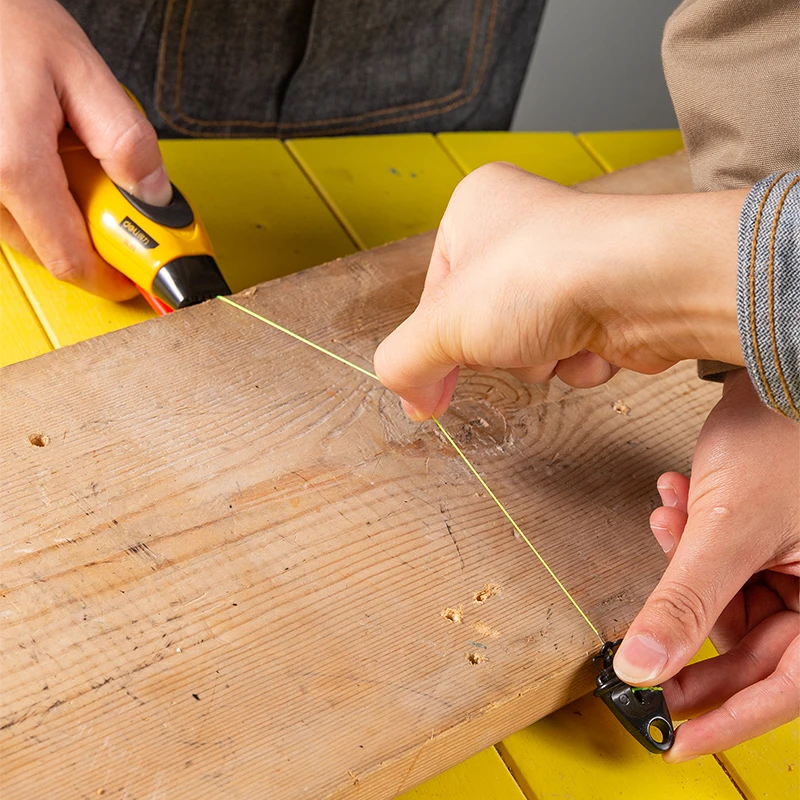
(29, 433, 49, 448)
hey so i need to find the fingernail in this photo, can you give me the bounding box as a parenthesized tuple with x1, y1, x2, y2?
(135, 165, 172, 206)
(614, 635, 668, 684)
(401, 399, 426, 422)
(650, 524, 674, 554)
(663, 749, 696, 764)
(657, 483, 679, 508)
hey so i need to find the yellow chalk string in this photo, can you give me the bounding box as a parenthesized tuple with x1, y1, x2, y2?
(217, 295, 604, 645)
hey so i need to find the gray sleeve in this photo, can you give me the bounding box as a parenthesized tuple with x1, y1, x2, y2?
(737, 171, 800, 420)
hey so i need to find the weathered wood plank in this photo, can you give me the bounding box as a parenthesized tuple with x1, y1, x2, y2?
(1, 217, 719, 799)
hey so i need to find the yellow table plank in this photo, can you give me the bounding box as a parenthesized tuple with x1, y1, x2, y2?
(398, 747, 525, 800)
(286, 134, 464, 249)
(720, 721, 800, 800)
(577, 130, 684, 172)
(0, 250, 52, 367)
(160, 139, 356, 292)
(498, 693, 742, 800)
(2, 243, 155, 350)
(437, 132, 605, 185)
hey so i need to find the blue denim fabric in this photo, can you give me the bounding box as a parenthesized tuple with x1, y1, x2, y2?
(738, 171, 800, 420)
(61, 0, 546, 139)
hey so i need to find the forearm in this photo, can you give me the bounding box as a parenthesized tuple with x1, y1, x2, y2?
(576, 188, 747, 368)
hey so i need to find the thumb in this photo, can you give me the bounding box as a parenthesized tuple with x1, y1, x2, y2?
(614, 505, 757, 686)
(374, 304, 460, 421)
(58, 52, 171, 205)
(374, 234, 462, 420)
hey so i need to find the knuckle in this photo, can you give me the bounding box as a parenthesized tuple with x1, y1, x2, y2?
(104, 115, 158, 165)
(736, 640, 765, 673)
(664, 672, 689, 710)
(775, 665, 800, 701)
(45, 256, 85, 285)
(648, 581, 711, 636)
(463, 161, 517, 188)
(0, 154, 28, 193)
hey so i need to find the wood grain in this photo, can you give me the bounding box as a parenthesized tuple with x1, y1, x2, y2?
(1, 160, 718, 800)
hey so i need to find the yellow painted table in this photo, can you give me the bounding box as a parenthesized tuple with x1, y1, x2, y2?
(1, 130, 797, 800)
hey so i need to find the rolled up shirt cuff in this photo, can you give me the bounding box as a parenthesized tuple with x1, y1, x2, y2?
(737, 171, 800, 420)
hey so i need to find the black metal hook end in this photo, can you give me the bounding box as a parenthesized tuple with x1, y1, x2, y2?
(593, 639, 675, 753)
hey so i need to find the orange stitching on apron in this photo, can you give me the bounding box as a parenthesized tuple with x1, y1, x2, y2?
(154, 0, 177, 129)
(747, 171, 786, 412)
(158, 0, 489, 132)
(766, 174, 800, 417)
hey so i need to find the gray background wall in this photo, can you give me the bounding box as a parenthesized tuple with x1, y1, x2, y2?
(512, 0, 679, 132)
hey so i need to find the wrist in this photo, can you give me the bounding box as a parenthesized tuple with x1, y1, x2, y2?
(581, 190, 746, 369)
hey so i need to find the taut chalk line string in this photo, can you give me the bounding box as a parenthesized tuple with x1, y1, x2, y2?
(217, 295, 604, 645)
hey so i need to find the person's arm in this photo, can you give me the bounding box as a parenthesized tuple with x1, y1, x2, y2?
(0, 0, 172, 299)
(374, 162, 747, 419)
(374, 160, 799, 757)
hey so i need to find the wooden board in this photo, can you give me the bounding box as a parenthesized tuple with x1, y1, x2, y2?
(1, 222, 721, 799)
(575, 151, 692, 196)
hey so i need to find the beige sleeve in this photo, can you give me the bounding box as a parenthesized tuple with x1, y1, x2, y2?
(662, 0, 800, 192)
(661, 0, 800, 379)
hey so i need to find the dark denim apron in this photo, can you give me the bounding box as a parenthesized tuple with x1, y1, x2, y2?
(62, 0, 546, 138)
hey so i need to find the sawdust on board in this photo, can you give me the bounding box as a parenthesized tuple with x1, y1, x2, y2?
(473, 583, 501, 603)
(472, 620, 500, 638)
(441, 606, 463, 624)
(612, 400, 631, 415)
